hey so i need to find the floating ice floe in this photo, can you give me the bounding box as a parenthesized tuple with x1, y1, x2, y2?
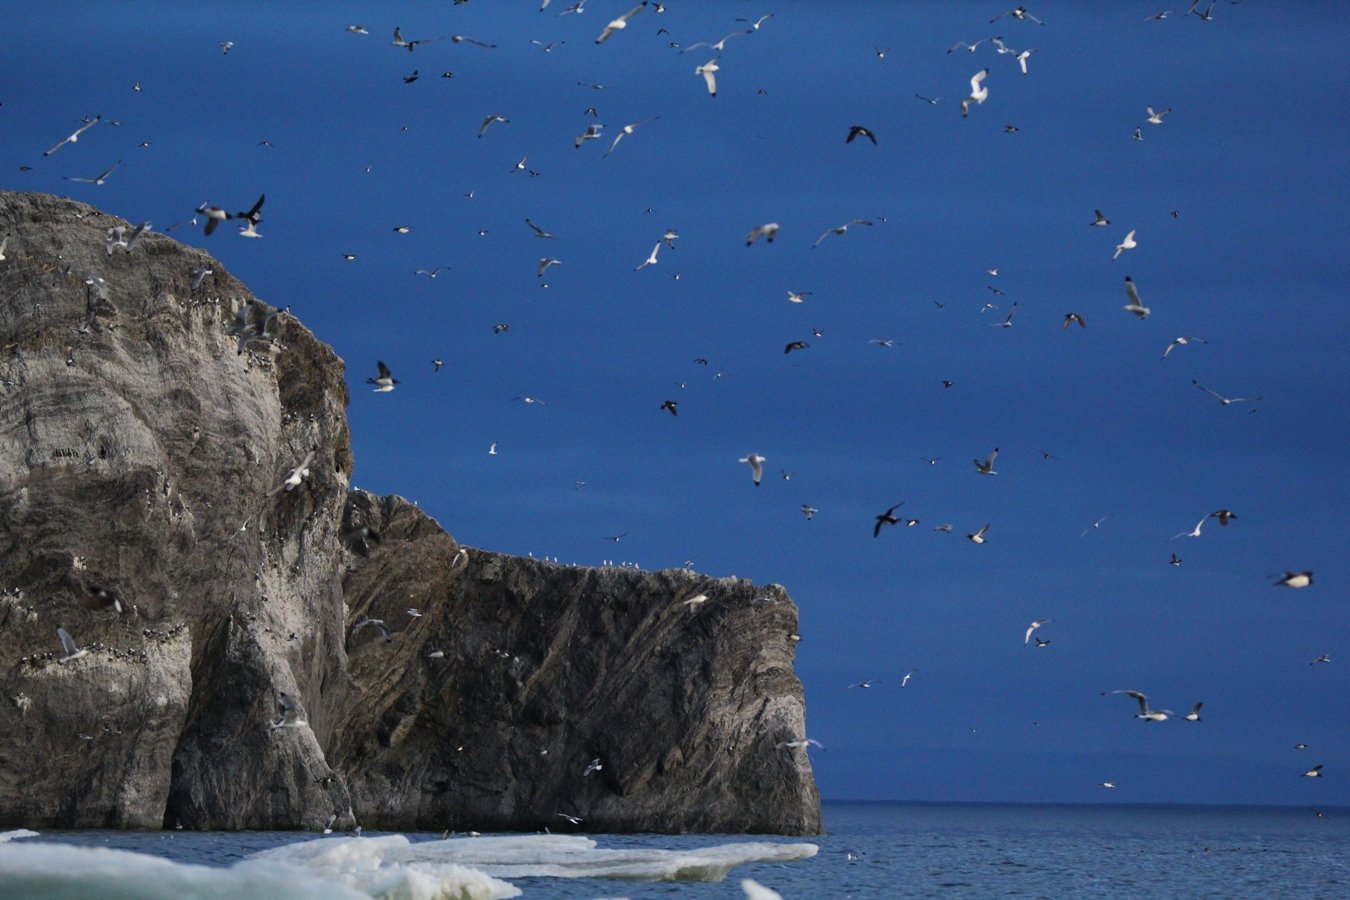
(0, 829, 39, 843)
(0, 842, 385, 900)
(254, 833, 818, 883)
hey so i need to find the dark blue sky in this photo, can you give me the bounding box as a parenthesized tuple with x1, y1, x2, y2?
(4, 1, 1347, 807)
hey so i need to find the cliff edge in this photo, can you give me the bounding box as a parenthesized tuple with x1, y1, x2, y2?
(0, 191, 822, 835)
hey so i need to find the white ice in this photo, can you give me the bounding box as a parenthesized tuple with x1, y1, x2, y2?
(256, 833, 818, 883)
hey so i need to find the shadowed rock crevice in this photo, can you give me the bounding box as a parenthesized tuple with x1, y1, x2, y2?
(0, 190, 821, 835)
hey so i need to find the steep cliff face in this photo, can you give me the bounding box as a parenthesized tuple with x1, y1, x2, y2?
(0, 191, 821, 835)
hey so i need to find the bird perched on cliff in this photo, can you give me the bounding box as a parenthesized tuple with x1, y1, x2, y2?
(270, 692, 307, 729)
(739, 453, 766, 485)
(367, 361, 397, 392)
(57, 627, 88, 663)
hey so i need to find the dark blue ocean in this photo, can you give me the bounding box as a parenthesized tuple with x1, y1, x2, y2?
(3, 801, 1347, 898)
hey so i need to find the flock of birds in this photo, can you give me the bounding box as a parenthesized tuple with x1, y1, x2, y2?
(8, 0, 1337, 816)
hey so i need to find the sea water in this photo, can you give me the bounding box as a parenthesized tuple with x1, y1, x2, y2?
(3, 801, 1347, 898)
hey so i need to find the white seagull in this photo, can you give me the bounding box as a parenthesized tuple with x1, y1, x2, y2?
(596, 2, 647, 44)
(1102, 689, 1174, 722)
(681, 592, 709, 611)
(775, 737, 825, 751)
(605, 117, 659, 156)
(44, 115, 101, 156)
(973, 448, 999, 475)
(57, 627, 88, 664)
(991, 6, 1045, 25)
(696, 58, 720, 97)
(746, 223, 780, 246)
(739, 453, 767, 486)
(277, 450, 315, 493)
(1024, 619, 1051, 645)
(814, 219, 873, 248)
(1161, 336, 1206, 359)
(1192, 380, 1260, 406)
(1146, 106, 1172, 125)
(65, 159, 121, 185)
(270, 692, 308, 729)
(635, 241, 661, 270)
(1017, 49, 1034, 75)
(960, 69, 989, 118)
(1170, 516, 1207, 540)
(1123, 276, 1150, 319)
(1113, 229, 1137, 260)
(538, 257, 562, 276)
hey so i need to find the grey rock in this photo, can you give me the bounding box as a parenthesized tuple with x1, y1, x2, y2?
(0, 191, 821, 835)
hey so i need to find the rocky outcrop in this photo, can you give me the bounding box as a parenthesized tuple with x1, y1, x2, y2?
(0, 191, 821, 835)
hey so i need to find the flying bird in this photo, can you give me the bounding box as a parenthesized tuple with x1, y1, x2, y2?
(988, 303, 1018, 327)
(813, 219, 873, 247)
(1146, 106, 1172, 125)
(64, 159, 121, 185)
(784, 341, 810, 354)
(276, 450, 315, 494)
(1063, 313, 1086, 329)
(746, 223, 780, 245)
(605, 117, 658, 156)
(57, 627, 88, 663)
(478, 114, 509, 137)
(1113, 229, 1137, 259)
(351, 617, 392, 641)
(1161, 336, 1206, 359)
(1192, 380, 1260, 406)
(1275, 571, 1313, 589)
(967, 523, 991, 544)
(367, 361, 398, 392)
(991, 6, 1045, 25)
(537, 257, 562, 276)
(1024, 619, 1051, 645)
(947, 40, 985, 54)
(874, 502, 904, 537)
(1209, 509, 1237, 527)
(973, 448, 999, 475)
(270, 692, 308, 729)
(696, 58, 719, 97)
(739, 453, 767, 486)
(801, 504, 817, 521)
(1123, 276, 1150, 319)
(82, 585, 125, 613)
(44, 115, 101, 156)
(596, 2, 647, 44)
(635, 241, 661, 270)
(960, 69, 989, 118)
(1091, 209, 1111, 227)
(1184, 703, 1203, 722)
(1102, 690, 1174, 722)
(846, 125, 877, 145)
(1302, 764, 1323, 778)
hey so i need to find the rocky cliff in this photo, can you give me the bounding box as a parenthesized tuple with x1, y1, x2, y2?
(0, 191, 821, 835)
